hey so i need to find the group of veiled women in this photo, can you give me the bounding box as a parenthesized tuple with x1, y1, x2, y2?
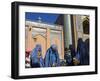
(26, 38, 89, 68)
(30, 44, 60, 68)
(66, 38, 89, 66)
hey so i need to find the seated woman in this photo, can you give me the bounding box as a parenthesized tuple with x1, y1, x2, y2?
(69, 45, 76, 66)
(44, 44, 60, 67)
(30, 44, 44, 68)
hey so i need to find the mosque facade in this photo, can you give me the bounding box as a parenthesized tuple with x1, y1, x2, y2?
(25, 20, 64, 59)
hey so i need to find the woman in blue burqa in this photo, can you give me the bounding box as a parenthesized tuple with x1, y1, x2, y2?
(84, 39, 89, 65)
(44, 44, 60, 67)
(77, 38, 88, 65)
(30, 44, 44, 68)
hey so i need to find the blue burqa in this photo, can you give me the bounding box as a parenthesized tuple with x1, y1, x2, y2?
(77, 38, 87, 65)
(44, 45, 60, 67)
(84, 39, 89, 65)
(30, 44, 44, 67)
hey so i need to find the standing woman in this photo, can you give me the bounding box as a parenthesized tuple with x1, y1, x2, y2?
(44, 44, 60, 67)
(77, 38, 86, 65)
(84, 39, 89, 65)
(30, 44, 44, 68)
